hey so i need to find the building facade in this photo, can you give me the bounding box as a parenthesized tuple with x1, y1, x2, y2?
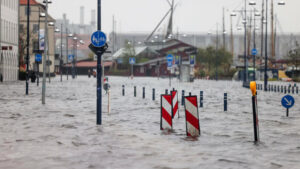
(0, 0, 19, 82)
(19, 0, 56, 76)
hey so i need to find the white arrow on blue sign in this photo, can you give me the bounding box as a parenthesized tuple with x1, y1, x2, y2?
(68, 54, 74, 61)
(35, 54, 42, 62)
(166, 54, 174, 68)
(281, 95, 295, 109)
(252, 48, 258, 56)
(129, 57, 136, 65)
(91, 31, 107, 47)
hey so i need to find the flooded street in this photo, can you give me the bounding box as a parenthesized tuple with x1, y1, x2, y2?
(0, 76, 300, 169)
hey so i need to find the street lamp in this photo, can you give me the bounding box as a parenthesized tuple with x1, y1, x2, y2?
(65, 33, 73, 80)
(230, 12, 237, 57)
(263, 0, 285, 91)
(42, 0, 52, 104)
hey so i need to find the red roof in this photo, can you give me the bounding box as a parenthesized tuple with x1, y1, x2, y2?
(20, 0, 39, 5)
(65, 61, 113, 68)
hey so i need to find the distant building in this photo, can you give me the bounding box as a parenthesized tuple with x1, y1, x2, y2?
(19, 0, 56, 76)
(0, 0, 19, 82)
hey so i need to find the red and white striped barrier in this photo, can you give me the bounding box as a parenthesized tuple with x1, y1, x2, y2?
(171, 90, 179, 118)
(160, 95, 173, 130)
(184, 96, 200, 137)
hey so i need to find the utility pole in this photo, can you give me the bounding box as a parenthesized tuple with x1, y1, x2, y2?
(97, 0, 103, 125)
(264, 0, 269, 91)
(42, 0, 49, 104)
(26, 0, 30, 95)
(216, 24, 219, 81)
(60, 24, 63, 82)
(271, 0, 275, 60)
(66, 28, 69, 80)
(222, 7, 226, 49)
(243, 0, 248, 86)
(253, 13, 257, 81)
(261, 0, 264, 60)
(230, 14, 234, 57)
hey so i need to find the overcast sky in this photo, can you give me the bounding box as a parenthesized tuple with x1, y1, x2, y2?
(43, 0, 300, 34)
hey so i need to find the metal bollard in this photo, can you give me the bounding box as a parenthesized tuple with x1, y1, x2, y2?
(143, 87, 145, 99)
(200, 91, 203, 108)
(134, 86, 136, 97)
(152, 88, 155, 101)
(288, 86, 291, 93)
(224, 93, 228, 112)
(165, 89, 168, 94)
(292, 87, 295, 94)
(122, 85, 125, 96)
(274, 85, 277, 93)
(181, 90, 185, 106)
(297, 86, 299, 94)
(284, 86, 287, 94)
(189, 92, 192, 96)
(281, 86, 283, 93)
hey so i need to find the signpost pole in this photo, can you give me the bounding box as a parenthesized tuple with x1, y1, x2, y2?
(97, 0, 102, 125)
(286, 108, 289, 117)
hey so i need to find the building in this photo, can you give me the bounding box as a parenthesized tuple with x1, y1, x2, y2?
(0, 0, 19, 82)
(19, 0, 56, 76)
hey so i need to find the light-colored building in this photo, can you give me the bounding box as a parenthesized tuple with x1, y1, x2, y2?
(19, 0, 56, 76)
(0, 0, 19, 82)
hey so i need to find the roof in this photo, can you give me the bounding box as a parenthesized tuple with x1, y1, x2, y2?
(20, 0, 39, 5)
(112, 46, 157, 59)
(64, 61, 113, 68)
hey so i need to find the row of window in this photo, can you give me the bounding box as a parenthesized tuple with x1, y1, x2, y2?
(1, 19, 18, 44)
(1, 0, 18, 11)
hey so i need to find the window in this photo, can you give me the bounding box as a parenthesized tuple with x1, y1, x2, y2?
(19, 24, 24, 33)
(33, 24, 39, 33)
(32, 41, 39, 53)
(25, 6, 31, 15)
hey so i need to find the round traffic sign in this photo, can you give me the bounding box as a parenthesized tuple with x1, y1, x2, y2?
(281, 95, 295, 109)
(35, 54, 42, 62)
(252, 48, 258, 56)
(91, 31, 107, 47)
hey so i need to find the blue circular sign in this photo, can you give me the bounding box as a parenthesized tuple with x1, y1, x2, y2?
(91, 31, 107, 47)
(252, 48, 258, 56)
(35, 54, 42, 62)
(281, 95, 295, 109)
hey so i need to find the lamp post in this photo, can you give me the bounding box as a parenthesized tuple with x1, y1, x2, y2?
(42, 0, 52, 104)
(72, 36, 77, 79)
(263, 0, 285, 91)
(54, 24, 63, 82)
(26, 0, 30, 95)
(66, 33, 73, 80)
(47, 21, 54, 83)
(230, 12, 237, 57)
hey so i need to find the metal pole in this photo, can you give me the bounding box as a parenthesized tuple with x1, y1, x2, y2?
(244, 0, 248, 85)
(37, 8, 41, 86)
(264, 0, 268, 91)
(42, 0, 49, 104)
(66, 28, 69, 80)
(60, 24, 63, 82)
(253, 14, 256, 81)
(216, 24, 219, 81)
(96, 0, 103, 125)
(26, 0, 30, 95)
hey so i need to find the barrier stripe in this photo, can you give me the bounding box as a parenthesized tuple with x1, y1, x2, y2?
(184, 96, 200, 137)
(185, 98, 198, 119)
(171, 90, 179, 118)
(161, 95, 172, 130)
(185, 110, 200, 130)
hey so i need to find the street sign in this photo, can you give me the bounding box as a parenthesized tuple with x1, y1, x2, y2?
(166, 54, 174, 68)
(252, 48, 258, 56)
(68, 54, 74, 61)
(175, 55, 180, 65)
(35, 54, 42, 62)
(129, 57, 136, 65)
(91, 31, 107, 47)
(281, 95, 295, 109)
(190, 55, 195, 65)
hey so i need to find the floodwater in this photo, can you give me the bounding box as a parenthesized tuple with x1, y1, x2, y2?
(0, 76, 299, 169)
